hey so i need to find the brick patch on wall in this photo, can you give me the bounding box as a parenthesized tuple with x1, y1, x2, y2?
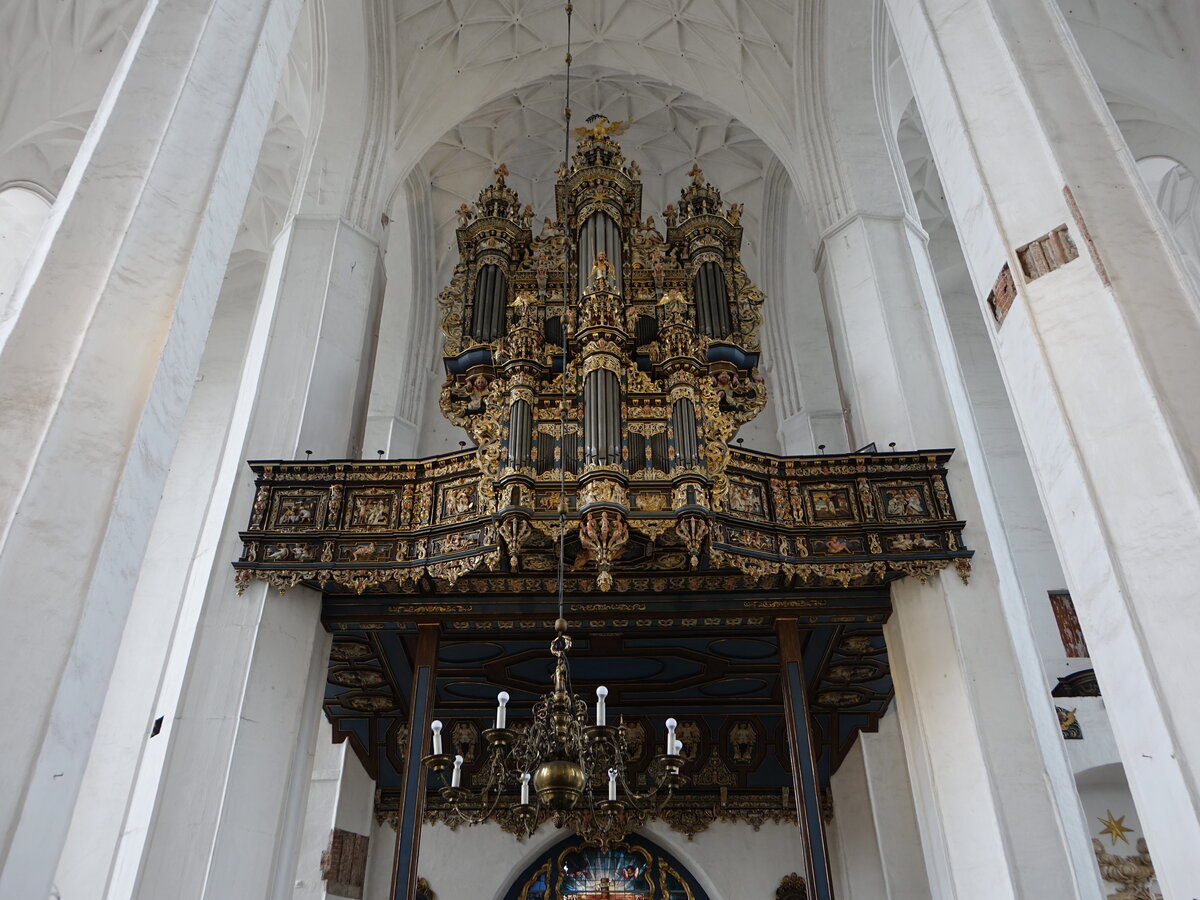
(1016, 224, 1078, 281)
(987, 262, 1017, 325)
(321, 828, 370, 899)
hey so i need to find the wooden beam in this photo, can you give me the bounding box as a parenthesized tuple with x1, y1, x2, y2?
(390, 624, 440, 900)
(776, 617, 834, 900)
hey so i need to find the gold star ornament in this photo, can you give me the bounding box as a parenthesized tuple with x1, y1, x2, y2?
(1097, 809, 1134, 845)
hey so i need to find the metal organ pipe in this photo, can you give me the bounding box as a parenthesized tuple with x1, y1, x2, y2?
(578, 212, 622, 296)
(584, 369, 621, 466)
(694, 260, 731, 339)
(671, 398, 699, 468)
(508, 399, 532, 467)
(471, 263, 508, 341)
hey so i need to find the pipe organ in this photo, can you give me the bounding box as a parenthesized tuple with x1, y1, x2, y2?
(436, 118, 768, 590)
(237, 121, 973, 684)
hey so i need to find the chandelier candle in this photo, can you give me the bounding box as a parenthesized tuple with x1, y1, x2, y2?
(665, 718, 678, 756)
(496, 691, 510, 730)
(596, 685, 608, 726)
(431, 720, 443, 756)
(520, 773, 531, 806)
(452, 755, 463, 788)
(608, 768, 618, 802)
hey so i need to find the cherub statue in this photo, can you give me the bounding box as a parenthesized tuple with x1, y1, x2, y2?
(456, 203, 472, 227)
(663, 204, 678, 228)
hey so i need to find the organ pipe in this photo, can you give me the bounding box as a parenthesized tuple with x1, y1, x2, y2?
(578, 212, 623, 297)
(671, 398, 700, 468)
(584, 369, 621, 466)
(508, 399, 532, 467)
(472, 264, 508, 341)
(694, 260, 731, 338)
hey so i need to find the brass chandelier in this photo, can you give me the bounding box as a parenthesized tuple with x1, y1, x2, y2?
(421, 619, 687, 845)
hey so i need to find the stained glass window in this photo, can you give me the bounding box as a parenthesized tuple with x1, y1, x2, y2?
(506, 836, 708, 900)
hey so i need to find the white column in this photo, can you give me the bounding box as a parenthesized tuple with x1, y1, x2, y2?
(0, 1, 304, 896)
(818, 212, 1102, 898)
(860, 714, 932, 899)
(98, 216, 384, 900)
(829, 713, 931, 900)
(364, 170, 437, 459)
(886, 1, 1200, 892)
(53, 254, 270, 898)
(293, 720, 377, 900)
(761, 162, 849, 456)
(828, 742, 887, 899)
(364, 821, 399, 900)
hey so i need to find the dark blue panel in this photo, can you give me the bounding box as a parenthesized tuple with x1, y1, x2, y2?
(439, 641, 506, 664)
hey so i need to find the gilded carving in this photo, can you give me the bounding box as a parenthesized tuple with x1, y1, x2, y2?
(728, 721, 758, 765)
(235, 123, 975, 602)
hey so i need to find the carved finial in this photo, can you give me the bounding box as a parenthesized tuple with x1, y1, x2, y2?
(493, 162, 509, 185)
(687, 162, 705, 186)
(574, 114, 628, 140)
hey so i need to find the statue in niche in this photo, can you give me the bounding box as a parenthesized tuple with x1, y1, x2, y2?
(675, 720, 701, 762)
(652, 248, 666, 292)
(443, 374, 491, 415)
(451, 721, 478, 762)
(728, 720, 757, 764)
(590, 250, 615, 288)
(621, 719, 646, 761)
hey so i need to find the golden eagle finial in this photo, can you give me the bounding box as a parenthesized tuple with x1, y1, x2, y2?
(575, 115, 629, 140)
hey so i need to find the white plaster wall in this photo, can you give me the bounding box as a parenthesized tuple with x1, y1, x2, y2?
(293, 721, 377, 900)
(860, 713, 931, 900)
(828, 741, 887, 899)
(366, 169, 436, 458)
(1060, 698, 1122, 778)
(1076, 764, 1163, 898)
(0, 185, 52, 345)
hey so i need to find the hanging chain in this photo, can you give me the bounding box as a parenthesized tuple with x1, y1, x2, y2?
(556, 1, 574, 627)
